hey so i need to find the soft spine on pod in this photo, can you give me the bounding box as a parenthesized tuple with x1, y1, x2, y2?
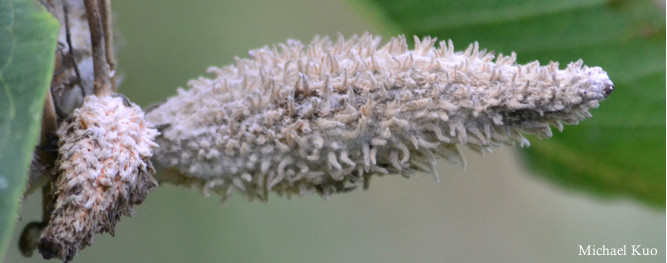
(39, 96, 159, 261)
(146, 33, 614, 202)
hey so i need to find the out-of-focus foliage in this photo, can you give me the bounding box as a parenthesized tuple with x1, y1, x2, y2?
(0, 0, 58, 258)
(351, 0, 665, 207)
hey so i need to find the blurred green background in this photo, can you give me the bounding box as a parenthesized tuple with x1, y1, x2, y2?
(4, 0, 664, 262)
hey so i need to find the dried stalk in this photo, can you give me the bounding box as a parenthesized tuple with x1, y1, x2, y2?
(83, 0, 111, 97)
(99, 0, 116, 92)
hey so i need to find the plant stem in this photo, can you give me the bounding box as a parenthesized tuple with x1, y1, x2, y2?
(100, 0, 116, 92)
(83, 0, 111, 97)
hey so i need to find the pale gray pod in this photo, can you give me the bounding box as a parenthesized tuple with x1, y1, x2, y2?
(146, 34, 613, 202)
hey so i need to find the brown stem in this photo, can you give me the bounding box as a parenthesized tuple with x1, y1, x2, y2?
(40, 89, 57, 145)
(100, 0, 117, 92)
(39, 89, 57, 219)
(28, 88, 58, 193)
(84, 0, 112, 97)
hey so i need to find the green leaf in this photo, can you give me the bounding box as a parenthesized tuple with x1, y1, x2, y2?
(349, 0, 665, 207)
(0, 0, 58, 258)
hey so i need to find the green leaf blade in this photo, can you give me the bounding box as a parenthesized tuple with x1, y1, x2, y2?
(523, 68, 665, 207)
(0, 0, 59, 258)
(352, 0, 665, 206)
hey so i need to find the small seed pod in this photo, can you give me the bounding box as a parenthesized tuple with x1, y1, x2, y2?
(39, 95, 158, 261)
(147, 33, 613, 202)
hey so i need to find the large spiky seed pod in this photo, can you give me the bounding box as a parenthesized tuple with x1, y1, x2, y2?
(39, 95, 158, 261)
(146, 33, 613, 202)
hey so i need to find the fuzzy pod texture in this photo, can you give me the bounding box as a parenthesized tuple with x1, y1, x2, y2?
(39, 96, 159, 261)
(147, 34, 613, 202)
